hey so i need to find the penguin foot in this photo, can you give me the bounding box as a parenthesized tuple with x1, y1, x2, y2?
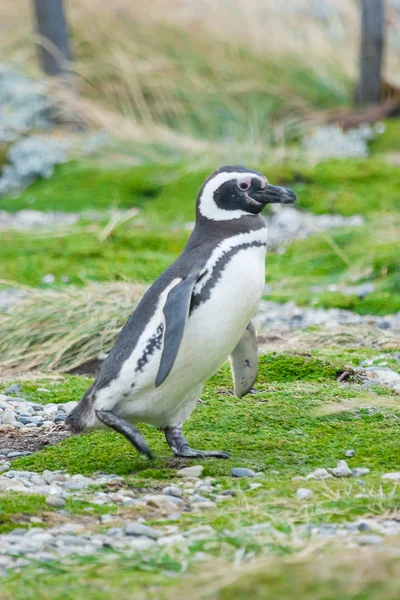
(95, 410, 153, 459)
(163, 426, 230, 459)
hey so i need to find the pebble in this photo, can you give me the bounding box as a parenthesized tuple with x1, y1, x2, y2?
(329, 460, 352, 478)
(145, 495, 179, 512)
(352, 468, 370, 477)
(345, 449, 355, 458)
(46, 495, 66, 508)
(124, 522, 161, 540)
(4, 384, 22, 395)
(191, 501, 216, 510)
(177, 466, 203, 478)
(306, 468, 332, 480)
(382, 472, 400, 481)
(296, 488, 313, 501)
(231, 468, 256, 478)
(2, 411, 17, 426)
(163, 485, 182, 498)
(358, 535, 383, 546)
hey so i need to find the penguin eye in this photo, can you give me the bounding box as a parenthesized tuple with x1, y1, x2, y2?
(238, 179, 251, 191)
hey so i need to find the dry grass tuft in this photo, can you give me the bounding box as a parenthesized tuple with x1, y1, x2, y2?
(0, 282, 145, 374)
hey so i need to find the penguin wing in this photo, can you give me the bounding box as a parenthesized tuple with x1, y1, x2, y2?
(229, 321, 258, 398)
(155, 268, 206, 387)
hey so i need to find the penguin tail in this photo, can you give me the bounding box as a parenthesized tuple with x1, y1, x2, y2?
(65, 384, 96, 433)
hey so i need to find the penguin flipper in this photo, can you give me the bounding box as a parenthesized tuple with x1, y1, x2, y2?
(156, 268, 205, 387)
(229, 321, 258, 398)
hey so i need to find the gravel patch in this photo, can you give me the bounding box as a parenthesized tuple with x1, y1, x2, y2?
(265, 204, 363, 249)
(255, 300, 400, 333)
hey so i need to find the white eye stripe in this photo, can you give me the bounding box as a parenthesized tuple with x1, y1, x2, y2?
(198, 172, 263, 221)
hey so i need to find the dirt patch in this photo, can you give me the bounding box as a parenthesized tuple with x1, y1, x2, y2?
(0, 425, 70, 457)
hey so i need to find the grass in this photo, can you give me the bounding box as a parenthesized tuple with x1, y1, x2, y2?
(1, 156, 399, 218)
(5, 353, 400, 477)
(1, 346, 400, 597)
(0, 0, 358, 156)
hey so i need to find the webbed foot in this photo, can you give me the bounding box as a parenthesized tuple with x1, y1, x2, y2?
(163, 426, 230, 459)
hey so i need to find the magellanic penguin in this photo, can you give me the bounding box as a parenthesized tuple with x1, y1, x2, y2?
(66, 166, 296, 459)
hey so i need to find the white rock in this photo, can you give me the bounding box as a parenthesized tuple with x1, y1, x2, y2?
(352, 468, 370, 477)
(358, 535, 383, 545)
(329, 460, 352, 478)
(145, 495, 179, 511)
(46, 495, 66, 508)
(2, 411, 17, 425)
(296, 488, 313, 501)
(382, 472, 400, 481)
(306, 468, 332, 480)
(177, 465, 203, 478)
(61, 401, 78, 415)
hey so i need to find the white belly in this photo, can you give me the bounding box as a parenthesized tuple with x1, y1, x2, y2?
(94, 243, 266, 428)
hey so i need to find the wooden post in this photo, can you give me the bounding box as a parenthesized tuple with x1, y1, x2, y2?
(356, 0, 385, 106)
(33, 0, 72, 77)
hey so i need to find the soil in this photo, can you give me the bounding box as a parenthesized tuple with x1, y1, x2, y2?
(0, 426, 70, 457)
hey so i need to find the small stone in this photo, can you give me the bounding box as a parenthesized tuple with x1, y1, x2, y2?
(292, 476, 306, 483)
(0, 463, 10, 473)
(191, 501, 216, 510)
(190, 494, 209, 504)
(100, 514, 114, 524)
(0, 448, 13, 456)
(358, 535, 383, 546)
(46, 495, 66, 508)
(61, 401, 78, 415)
(30, 517, 43, 524)
(382, 472, 400, 481)
(231, 468, 256, 478)
(4, 384, 21, 395)
(177, 465, 203, 478)
(329, 460, 352, 478)
(345, 449, 355, 458)
(163, 485, 182, 498)
(352, 468, 370, 477)
(306, 468, 332, 480)
(107, 528, 123, 536)
(296, 488, 313, 501)
(2, 411, 17, 425)
(37, 388, 51, 393)
(42, 274, 55, 284)
(249, 483, 263, 490)
(145, 495, 179, 511)
(124, 522, 161, 540)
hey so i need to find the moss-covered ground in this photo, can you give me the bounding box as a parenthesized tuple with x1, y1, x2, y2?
(0, 122, 399, 598)
(1, 348, 400, 598)
(0, 152, 399, 314)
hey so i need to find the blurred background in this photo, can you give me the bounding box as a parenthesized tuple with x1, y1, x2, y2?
(0, 0, 399, 373)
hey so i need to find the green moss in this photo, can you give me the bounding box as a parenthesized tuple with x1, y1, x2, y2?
(369, 119, 400, 154)
(258, 353, 338, 382)
(0, 227, 189, 286)
(2, 157, 398, 221)
(0, 494, 53, 534)
(0, 376, 93, 405)
(12, 355, 400, 477)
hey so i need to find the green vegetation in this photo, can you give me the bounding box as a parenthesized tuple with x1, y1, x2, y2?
(1, 157, 399, 219)
(8, 353, 400, 477)
(0, 493, 116, 534)
(1, 346, 400, 598)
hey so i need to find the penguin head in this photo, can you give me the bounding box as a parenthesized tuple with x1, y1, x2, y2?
(197, 165, 296, 221)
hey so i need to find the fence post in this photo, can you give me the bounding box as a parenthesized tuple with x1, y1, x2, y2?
(33, 0, 72, 77)
(356, 0, 385, 106)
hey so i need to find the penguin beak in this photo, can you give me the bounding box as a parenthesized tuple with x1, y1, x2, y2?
(250, 184, 297, 205)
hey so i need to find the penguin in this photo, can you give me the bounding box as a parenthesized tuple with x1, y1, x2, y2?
(66, 165, 296, 459)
